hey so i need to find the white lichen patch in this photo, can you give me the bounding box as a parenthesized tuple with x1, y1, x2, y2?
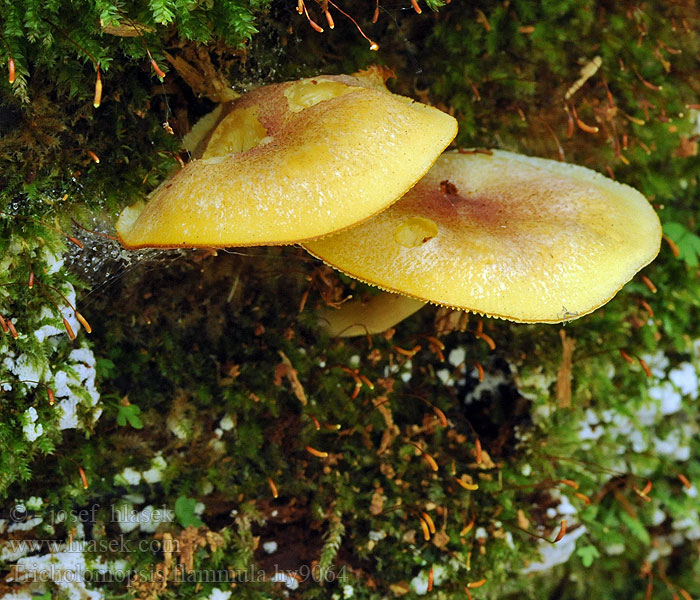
(410, 564, 447, 595)
(115, 467, 142, 487)
(3, 353, 45, 389)
(270, 571, 299, 590)
(10, 546, 104, 600)
(142, 454, 167, 484)
(207, 589, 233, 600)
(21, 407, 43, 442)
(522, 526, 587, 574)
(448, 346, 467, 367)
(53, 345, 102, 431)
(219, 414, 235, 431)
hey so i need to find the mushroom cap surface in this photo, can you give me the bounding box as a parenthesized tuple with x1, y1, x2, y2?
(304, 150, 662, 323)
(116, 74, 457, 249)
(320, 293, 426, 337)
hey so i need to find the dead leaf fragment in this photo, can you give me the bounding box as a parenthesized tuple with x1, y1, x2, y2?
(274, 351, 307, 405)
(517, 509, 530, 530)
(374, 396, 400, 454)
(676, 136, 698, 158)
(431, 530, 450, 548)
(370, 488, 386, 515)
(556, 329, 576, 408)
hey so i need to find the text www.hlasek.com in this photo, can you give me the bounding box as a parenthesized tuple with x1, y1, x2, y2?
(6, 537, 166, 555)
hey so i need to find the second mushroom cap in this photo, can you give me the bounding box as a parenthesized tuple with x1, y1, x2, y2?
(304, 150, 662, 323)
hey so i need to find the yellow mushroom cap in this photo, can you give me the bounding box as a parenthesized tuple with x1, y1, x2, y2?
(320, 293, 427, 337)
(116, 73, 457, 249)
(304, 150, 662, 323)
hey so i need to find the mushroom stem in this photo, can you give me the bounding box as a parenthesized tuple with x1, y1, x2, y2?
(319, 292, 426, 337)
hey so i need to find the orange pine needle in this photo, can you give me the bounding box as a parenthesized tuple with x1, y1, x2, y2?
(470, 84, 482, 102)
(638, 357, 652, 377)
(639, 299, 654, 318)
(28, 271, 34, 289)
(393, 344, 421, 357)
(663, 235, 680, 259)
(68, 236, 84, 249)
(419, 516, 431, 541)
(306, 12, 324, 32)
(0, 315, 8, 334)
(425, 336, 445, 351)
(47, 387, 55, 406)
(422, 452, 439, 472)
(150, 57, 166, 78)
(7, 320, 18, 339)
(78, 466, 89, 489)
(324, 9, 335, 28)
(426, 336, 446, 361)
(678, 473, 692, 489)
(476, 332, 496, 350)
(410, 0, 422, 14)
(475, 438, 483, 464)
(421, 512, 436, 534)
(63, 317, 76, 340)
(633, 67, 662, 91)
(267, 477, 279, 498)
(465, 587, 473, 600)
(455, 477, 479, 491)
(641, 274, 657, 293)
(461, 518, 475, 535)
(553, 519, 567, 542)
(93, 70, 102, 108)
(575, 116, 599, 133)
(559, 479, 579, 490)
(638, 140, 652, 155)
(8, 56, 15, 84)
(359, 374, 374, 390)
(328, 0, 378, 50)
(678, 589, 692, 600)
(634, 480, 653, 500)
(474, 361, 484, 381)
(308, 414, 321, 430)
(574, 492, 591, 504)
(619, 349, 635, 364)
(305, 445, 328, 458)
(565, 106, 575, 138)
(145, 49, 166, 78)
(87, 150, 100, 164)
(432, 405, 447, 427)
(427, 566, 433, 591)
(467, 578, 487, 589)
(76, 312, 92, 334)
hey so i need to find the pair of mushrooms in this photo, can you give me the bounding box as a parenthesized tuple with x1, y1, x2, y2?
(116, 69, 662, 336)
